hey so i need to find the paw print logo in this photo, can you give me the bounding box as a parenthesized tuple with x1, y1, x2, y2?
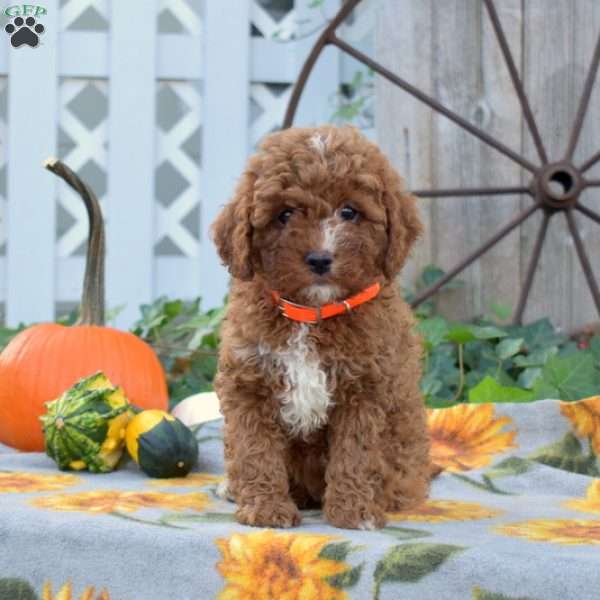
(5, 16, 45, 48)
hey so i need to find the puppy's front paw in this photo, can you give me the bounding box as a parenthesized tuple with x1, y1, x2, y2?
(215, 477, 235, 502)
(324, 502, 386, 530)
(236, 498, 301, 528)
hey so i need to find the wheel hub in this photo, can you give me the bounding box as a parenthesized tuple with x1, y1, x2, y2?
(537, 162, 583, 209)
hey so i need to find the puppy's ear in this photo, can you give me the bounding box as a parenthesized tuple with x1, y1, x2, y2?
(383, 171, 423, 279)
(210, 171, 256, 281)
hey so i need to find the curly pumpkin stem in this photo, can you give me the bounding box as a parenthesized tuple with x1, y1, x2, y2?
(44, 157, 105, 326)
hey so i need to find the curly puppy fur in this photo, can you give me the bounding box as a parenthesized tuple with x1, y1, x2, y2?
(211, 125, 431, 530)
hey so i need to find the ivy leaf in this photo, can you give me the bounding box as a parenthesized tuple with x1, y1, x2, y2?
(468, 376, 534, 403)
(509, 318, 567, 351)
(55, 306, 79, 325)
(495, 338, 524, 360)
(429, 345, 459, 379)
(532, 353, 599, 401)
(472, 326, 510, 340)
(332, 97, 366, 121)
(465, 370, 487, 389)
(444, 325, 479, 344)
(484, 456, 533, 480)
(374, 544, 464, 589)
(105, 303, 126, 325)
(420, 264, 464, 291)
(489, 302, 512, 322)
(421, 372, 443, 397)
(558, 341, 580, 357)
(445, 325, 507, 344)
(0, 578, 38, 600)
(416, 317, 449, 349)
(350, 70, 364, 89)
(517, 367, 542, 390)
(590, 335, 600, 365)
(463, 341, 502, 373)
(513, 346, 558, 368)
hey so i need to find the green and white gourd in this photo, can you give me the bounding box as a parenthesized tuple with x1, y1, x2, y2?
(40, 372, 133, 473)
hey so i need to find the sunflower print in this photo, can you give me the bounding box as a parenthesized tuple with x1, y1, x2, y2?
(560, 396, 600, 454)
(148, 473, 222, 488)
(388, 499, 503, 523)
(31, 490, 211, 514)
(0, 471, 80, 493)
(42, 579, 110, 600)
(215, 530, 351, 600)
(496, 519, 600, 545)
(564, 480, 600, 515)
(427, 404, 517, 472)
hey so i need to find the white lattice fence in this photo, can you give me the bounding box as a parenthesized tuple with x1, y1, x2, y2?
(0, 0, 353, 328)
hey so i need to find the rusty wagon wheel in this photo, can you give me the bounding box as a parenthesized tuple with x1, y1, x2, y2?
(282, 0, 600, 325)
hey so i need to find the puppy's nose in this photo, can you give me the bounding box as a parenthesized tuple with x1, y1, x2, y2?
(305, 251, 332, 275)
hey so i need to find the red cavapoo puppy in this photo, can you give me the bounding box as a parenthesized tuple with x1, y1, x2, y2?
(211, 125, 431, 529)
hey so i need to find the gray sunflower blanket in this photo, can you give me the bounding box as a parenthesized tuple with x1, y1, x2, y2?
(1, 398, 600, 600)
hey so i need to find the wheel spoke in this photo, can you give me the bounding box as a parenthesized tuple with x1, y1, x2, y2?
(412, 185, 531, 198)
(411, 202, 540, 307)
(580, 149, 600, 174)
(513, 211, 551, 324)
(565, 209, 600, 318)
(565, 32, 600, 161)
(584, 179, 600, 188)
(283, 0, 361, 128)
(329, 35, 539, 174)
(576, 203, 600, 226)
(483, 0, 548, 164)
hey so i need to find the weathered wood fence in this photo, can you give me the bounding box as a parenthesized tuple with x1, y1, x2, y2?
(377, 0, 600, 332)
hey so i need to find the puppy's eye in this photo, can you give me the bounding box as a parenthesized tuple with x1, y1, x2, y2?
(340, 205, 360, 222)
(278, 208, 294, 225)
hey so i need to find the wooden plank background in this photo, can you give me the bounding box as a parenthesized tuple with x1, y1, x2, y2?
(376, 0, 600, 333)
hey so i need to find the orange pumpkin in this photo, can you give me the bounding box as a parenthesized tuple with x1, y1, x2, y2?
(0, 159, 168, 451)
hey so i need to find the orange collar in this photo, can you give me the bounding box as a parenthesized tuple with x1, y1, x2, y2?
(271, 282, 381, 324)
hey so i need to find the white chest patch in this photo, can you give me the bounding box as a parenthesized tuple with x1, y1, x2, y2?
(272, 324, 332, 437)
